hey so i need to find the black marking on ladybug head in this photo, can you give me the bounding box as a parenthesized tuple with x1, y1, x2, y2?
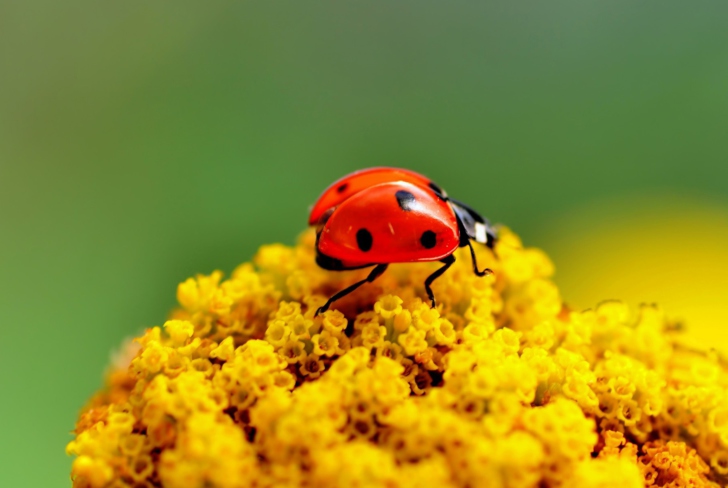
(337, 183, 349, 193)
(356, 228, 373, 252)
(395, 190, 416, 211)
(316, 251, 345, 271)
(428, 182, 447, 199)
(485, 227, 497, 249)
(420, 230, 437, 249)
(317, 207, 335, 225)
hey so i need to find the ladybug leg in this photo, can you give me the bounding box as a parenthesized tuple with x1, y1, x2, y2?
(316, 264, 388, 316)
(424, 254, 456, 309)
(466, 239, 493, 277)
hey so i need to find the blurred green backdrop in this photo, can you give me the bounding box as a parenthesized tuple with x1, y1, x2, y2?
(2, 1, 728, 486)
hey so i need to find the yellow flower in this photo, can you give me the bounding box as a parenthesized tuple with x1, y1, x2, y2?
(571, 457, 643, 488)
(288, 314, 312, 340)
(544, 196, 728, 354)
(359, 322, 387, 348)
(398, 326, 428, 356)
(312, 330, 340, 357)
(70, 456, 114, 488)
(432, 318, 457, 346)
(393, 308, 412, 333)
(322, 309, 348, 334)
(264, 319, 290, 348)
(68, 227, 728, 487)
(280, 339, 307, 364)
(209, 336, 235, 362)
(299, 353, 325, 379)
(374, 294, 403, 319)
(176, 270, 224, 313)
(158, 413, 257, 488)
(413, 302, 441, 332)
(164, 319, 194, 345)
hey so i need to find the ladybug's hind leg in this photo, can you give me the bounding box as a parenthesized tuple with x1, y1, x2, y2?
(424, 254, 456, 309)
(316, 264, 388, 316)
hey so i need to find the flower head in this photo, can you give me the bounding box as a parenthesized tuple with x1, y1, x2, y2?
(68, 227, 727, 487)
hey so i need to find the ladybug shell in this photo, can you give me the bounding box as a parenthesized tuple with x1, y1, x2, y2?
(308, 167, 437, 226)
(316, 181, 460, 266)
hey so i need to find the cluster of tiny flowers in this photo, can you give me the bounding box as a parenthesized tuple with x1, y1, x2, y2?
(67, 228, 728, 487)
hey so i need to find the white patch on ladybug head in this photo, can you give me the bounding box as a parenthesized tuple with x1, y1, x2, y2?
(475, 222, 488, 244)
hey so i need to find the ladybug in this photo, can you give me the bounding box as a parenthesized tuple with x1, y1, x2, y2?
(310, 167, 497, 316)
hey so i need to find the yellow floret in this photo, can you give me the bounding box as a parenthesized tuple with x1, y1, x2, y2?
(569, 457, 643, 488)
(164, 319, 194, 345)
(374, 294, 403, 319)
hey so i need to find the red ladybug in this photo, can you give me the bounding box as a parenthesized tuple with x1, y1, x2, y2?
(310, 167, 496, 315)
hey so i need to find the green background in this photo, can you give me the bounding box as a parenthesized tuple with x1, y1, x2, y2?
(2, 2, 727, 486)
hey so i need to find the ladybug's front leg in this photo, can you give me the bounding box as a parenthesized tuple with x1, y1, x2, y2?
(424, 254, 456, 309)
(316, 264, 389, 316)
(465, 239, 493, 277)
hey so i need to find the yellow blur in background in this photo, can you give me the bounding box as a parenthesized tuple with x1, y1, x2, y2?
(545, 195, 728, 354)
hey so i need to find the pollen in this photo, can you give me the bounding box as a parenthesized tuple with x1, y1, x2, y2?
(68, 227, 727, 487)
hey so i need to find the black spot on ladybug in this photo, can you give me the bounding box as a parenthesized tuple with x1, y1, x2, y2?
(356, 228, 373, 252)
(420, 230, 437, 249)
(395, 190, 416, 211)
(337, 183, 349, 193)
